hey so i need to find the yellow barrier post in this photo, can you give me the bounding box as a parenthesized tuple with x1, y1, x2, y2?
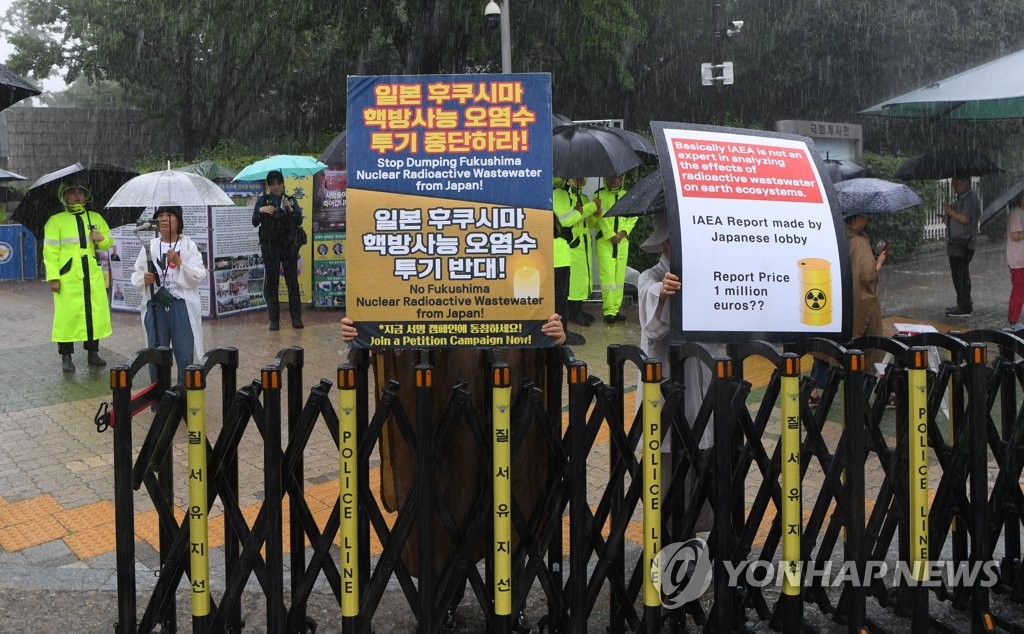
(642, 359, 663, 613)
(779, 354, 802, 630)
(185, 367, 210, 632)
(492, 364, 513, 630)
(907, 347, 929, 632)
(337, 366, 360, 621)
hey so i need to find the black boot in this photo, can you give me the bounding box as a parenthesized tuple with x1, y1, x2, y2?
(566, 301, 593, 327)
(61, 353, 75, 373)
(289, 290, 303, 328)
(87, 350, 106, 366)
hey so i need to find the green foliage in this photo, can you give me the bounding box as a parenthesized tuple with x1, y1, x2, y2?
(859, 151, 936, 260)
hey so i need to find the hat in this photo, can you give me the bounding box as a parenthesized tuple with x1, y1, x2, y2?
(153, 203, 184, 228)
(58, 181, 91, 204)
(266, 170, 284, 184)
(640, 213, 670, 252)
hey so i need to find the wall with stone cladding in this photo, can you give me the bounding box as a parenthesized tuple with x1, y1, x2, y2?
(0, 106, 162, 180)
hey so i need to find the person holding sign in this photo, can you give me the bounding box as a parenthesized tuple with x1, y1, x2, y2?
(943, 176, 981, 318)
(131, 204, 206, 385)
(592, 174, 635, 323)
(43, 180, 113, 373)
(252, 169, 304, 330)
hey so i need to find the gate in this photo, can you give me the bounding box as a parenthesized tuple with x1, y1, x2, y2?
(100, 332, 1024, 632)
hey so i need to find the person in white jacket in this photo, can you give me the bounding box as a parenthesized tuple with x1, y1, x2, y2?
(131, 204, 206, 384)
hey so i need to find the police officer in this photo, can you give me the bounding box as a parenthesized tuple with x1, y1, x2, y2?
(592, 174, 635, 323)
(43, 180, 113, 373)
(252, 170, 304, 330)
(552, 177, 586, 345)
(565, 177, 598, 327)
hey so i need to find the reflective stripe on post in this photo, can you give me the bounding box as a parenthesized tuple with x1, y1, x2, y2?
(908, 348, 929, 582)
(337, 366, 359, 618)
(642, 359, 663, 607)
(780, 355, 801, 596)
(492, 364, 513, 616)
(185, 367, 210, 619)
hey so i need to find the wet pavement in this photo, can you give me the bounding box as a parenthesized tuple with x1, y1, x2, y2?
(0, 236, 1019, 632)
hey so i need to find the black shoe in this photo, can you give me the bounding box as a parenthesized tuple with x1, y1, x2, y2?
(945, 305, 959, 313)
(292, 318, 304, 329)
(604, 313, 627, 324)
(269, 321, 280, 331)
(87, 351, 106, 366)
(563, 331, 586, 346)
(61, 353, 75, 373)
(946, 307, 972, 317)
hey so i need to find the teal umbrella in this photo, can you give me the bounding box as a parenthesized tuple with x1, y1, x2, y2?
(176, 160, 236, 181)
(861, 48, 1024, 120)
(233, 155, 327, 181)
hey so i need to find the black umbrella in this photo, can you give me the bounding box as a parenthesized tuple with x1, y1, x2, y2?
(320, 130, 347, 165)
(552, 124, 642, 178)
(552, 112, 574, 128)
(0, 185, 23, 203)
(605, 168, 666, 217)
(0, 63, 41, 112)
(980, 176, 1024, 229)
(12, 162, 140, 236)
(591, 125, 658, 163)
(823, 157, 865, 182)
(895, 149, 1002, 180)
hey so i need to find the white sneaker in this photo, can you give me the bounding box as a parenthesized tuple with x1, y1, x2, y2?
(1002, 323, 1024, 333)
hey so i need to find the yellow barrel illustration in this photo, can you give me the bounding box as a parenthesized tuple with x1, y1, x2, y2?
(798, 258, 832, 326)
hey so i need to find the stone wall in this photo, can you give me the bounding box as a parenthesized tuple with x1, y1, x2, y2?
(0, 106, 161, 181)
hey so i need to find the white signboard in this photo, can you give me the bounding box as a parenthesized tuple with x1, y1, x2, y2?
(652, 123, 850, 343)
(209, 204, 264, 316)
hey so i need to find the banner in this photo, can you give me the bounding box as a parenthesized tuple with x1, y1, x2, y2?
(313, 232, 346, 308)
(209, 204, 263, 316)
(346, 73, 553, 348)
(651, 123, 850, 343)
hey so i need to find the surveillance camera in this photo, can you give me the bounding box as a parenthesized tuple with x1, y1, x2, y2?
(484, 0, 501, 28)
(727, 20, 744, 37)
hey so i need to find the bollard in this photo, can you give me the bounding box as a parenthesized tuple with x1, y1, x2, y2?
(779, 354, 802, 631)
(492, 363, 513, 633)
(641, 359, 663, 633)
(185, 366, 211, 633)
(967, 344, 995, 633)
(907, 347, 929, 633)
(338, 365, 360, 624)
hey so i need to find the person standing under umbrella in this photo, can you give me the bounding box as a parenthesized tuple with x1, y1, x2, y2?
(944, 176, 981, 318)
(43, 180, 113, 373)
(566, 177, 597, 326)
(130, 205, 206, 384)
(592, 174, 635, 323)
(252, 170, 304, 330)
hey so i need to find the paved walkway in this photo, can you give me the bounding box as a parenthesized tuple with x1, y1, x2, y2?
(0, 237, 1016, 631)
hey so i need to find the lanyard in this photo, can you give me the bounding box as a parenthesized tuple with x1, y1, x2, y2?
(158, 238, 180, 283)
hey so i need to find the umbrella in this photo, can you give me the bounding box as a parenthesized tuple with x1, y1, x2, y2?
(980, 176, 1024, 229)
(233, 155, 327, 181)
(552, 124, 642, 178)
(319, 131, 347, 165)
(590, 125, 658, 163)
(552, 112, 574, 128)
(0, 185, 23, 203)
(823, 157, 865, 182)
(0, 168, 28, 182)
(0, 63, 41, 112)
(895, 149, 1002, 180)
(861, 48, 1024, 120)
(105, 168, 234, 210)
(833, 178, 923, 217)
(12, 162, 140, 235)
(605, 168, 667, 217)
(175, 160, 237, 181)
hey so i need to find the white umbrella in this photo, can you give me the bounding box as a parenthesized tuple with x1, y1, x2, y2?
(861, 48, 1024, 120)
(105, 168, 234, 209)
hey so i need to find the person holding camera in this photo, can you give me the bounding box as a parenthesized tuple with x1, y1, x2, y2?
(43, 180, 114, 373)
(252, 169, 304, 330)
(131, 204, 206, 384)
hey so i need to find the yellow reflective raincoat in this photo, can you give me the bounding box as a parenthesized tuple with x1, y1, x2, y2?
(593, 181, 636, 317)
(43, 204, 113, 343)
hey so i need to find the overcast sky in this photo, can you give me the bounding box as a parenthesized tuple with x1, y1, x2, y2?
(1, 0, 67, 93)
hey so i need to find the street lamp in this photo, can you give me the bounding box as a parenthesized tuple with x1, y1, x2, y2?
(484, 0, 512, 73)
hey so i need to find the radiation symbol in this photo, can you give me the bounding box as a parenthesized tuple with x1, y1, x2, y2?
(804, 288, 828, 312)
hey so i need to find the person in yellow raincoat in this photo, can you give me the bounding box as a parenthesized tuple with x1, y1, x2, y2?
(43, 181, 113, 373)
(592, 174, 635, 323)
(552, 177, 587, 345)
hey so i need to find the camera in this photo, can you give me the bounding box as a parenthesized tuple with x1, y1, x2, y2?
(484, 0, 500, 28)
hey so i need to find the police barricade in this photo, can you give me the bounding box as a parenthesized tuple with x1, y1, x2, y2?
(100, 334, 1024, 633)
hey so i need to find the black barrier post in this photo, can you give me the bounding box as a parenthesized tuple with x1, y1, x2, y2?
(261, 366, 286, 632)
(997, 348, 1020, 586)
(967, 344, 995, 633)
(415, 363, 436, 634)
(710, 355, 736, 632)
(546, 347, 566, 633)
(843, 350, 868, 634)
(567, 358, 588, 633)
(286, 349, 307, 632)
(606, 345, 626, 634)
(112, 364, 136, 634)
(217, 349, 243, 634)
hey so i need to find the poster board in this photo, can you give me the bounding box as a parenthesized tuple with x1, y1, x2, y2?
(312, 167, 347, 307)
(209, 203, 264, 316)
(345, 73, 554, 348)
(651, 122, 851, 343)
